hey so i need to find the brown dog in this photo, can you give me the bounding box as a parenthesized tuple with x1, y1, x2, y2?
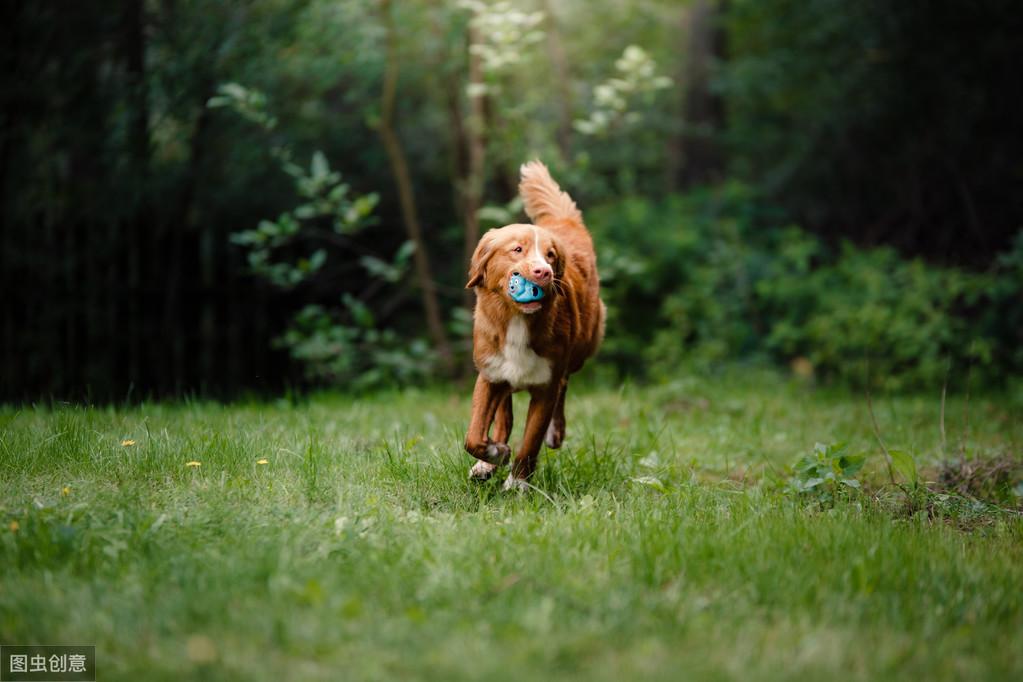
(463, 161, 605, 490)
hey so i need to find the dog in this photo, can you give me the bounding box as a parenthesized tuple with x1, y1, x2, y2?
(463, 161, 605, 490)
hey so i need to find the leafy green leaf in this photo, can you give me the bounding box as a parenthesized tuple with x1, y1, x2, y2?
(351, 194, 377, 216)
(359, 256, 400, 283)
(283, 162, 305, 179)
(308, 249, 327, 273)
(888, 449, 918, 485)
(220, 82, 249, 100)
(838, 454, 867, 476)
(311, 151, 328, 180)
(477, 205, 513, 225)
(630, 476, 666, 492)
(394, 240, 416, 264)
(328, 183, 350, 202)
(342, 294, 375, 329)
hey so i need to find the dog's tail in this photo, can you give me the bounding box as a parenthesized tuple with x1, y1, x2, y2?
(519, 160, 582, 227)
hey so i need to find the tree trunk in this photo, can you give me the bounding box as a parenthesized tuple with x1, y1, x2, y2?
(677, 0, 726, 188)
(462, 16, 486, 311)
(664, 6, 690, 193)
(540, 0, 573, 160)
(377, 0, 453, 373)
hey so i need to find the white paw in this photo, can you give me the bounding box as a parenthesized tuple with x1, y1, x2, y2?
(469, 460, 498, 480)
(544, 420, 563, 449)
(502, 474, 530, 492)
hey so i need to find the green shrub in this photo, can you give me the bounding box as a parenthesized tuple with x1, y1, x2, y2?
(588, 187, 1022, 389)
(758, 241, 996, 389)
(589, 183, 773, 371)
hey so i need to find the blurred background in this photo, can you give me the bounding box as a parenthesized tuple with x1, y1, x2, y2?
(2, 0, 1020, 402)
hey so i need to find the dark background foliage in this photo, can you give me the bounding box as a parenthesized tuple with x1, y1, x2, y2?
(2, 0, 1020, 401)
(725, 0, 1022, 260)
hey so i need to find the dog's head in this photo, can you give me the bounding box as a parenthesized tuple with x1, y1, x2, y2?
(465, 224, 565, 314)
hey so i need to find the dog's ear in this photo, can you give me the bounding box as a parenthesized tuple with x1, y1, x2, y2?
(465, 231, 495, 289)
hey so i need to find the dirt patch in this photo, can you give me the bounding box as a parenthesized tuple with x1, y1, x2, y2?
(931, 454, 1023, 509)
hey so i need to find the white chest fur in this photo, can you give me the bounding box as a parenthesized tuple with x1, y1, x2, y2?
(481, 316, 552, 389)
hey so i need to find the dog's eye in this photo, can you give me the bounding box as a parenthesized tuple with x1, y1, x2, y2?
(547, 250, 555, 260)
(513, 246, 523, 253)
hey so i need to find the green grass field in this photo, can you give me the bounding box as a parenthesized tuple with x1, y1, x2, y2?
(2, 375, 1021, 681)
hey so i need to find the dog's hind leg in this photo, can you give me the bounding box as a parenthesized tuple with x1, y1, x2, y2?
(544, 378, 567, 449)
(505, 382, 560, 489)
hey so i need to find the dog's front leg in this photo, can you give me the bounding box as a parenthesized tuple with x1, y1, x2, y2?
(504, 381, 560, 490)
(492, 393, 514, 445)
(470, 392, 514, 480)
(465, 374, 512, 466)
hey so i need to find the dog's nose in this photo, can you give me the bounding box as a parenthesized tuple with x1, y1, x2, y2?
(532, 265, 552, 281)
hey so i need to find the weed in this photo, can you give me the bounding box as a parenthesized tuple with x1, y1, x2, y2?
(787, 441, 866, 503)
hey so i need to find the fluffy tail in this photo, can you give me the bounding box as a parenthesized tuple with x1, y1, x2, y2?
(519, 160, 582, 226)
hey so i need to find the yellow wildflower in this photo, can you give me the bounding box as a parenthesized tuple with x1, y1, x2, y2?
(256, 458, 269, 465)
(185, 461, 201, 468)
(186, 635, 217, 664)
(61, 486, 71, 496)
(121, 439, 136, 447)
(9, 520, 19, 532)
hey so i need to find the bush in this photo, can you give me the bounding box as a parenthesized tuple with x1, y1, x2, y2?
(588, 187, 1022, 389)
(278, 303, 436, 390)
(759, 241, 993, 389)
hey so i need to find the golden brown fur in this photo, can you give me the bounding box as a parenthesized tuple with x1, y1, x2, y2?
(464, 161, 605, 486)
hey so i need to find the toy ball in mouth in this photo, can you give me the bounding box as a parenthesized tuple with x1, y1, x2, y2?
(508, 273, 545, 303)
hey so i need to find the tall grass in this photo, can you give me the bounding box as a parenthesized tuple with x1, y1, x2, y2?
(1, 376, 1021, 680)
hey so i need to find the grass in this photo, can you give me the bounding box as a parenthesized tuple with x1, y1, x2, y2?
(1, 373, 1021, 681)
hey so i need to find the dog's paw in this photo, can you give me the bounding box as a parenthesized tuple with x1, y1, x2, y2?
(502, 474, 530, 493)
(465, 439, 511, 465)
(483, 442, 511, 465)
(469, 460, 498, 481)
(544, 420, 564, 449)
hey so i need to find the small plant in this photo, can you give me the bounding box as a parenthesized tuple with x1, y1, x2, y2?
(788, 442, 867, 503)
(229, 149, 380, 289)
(209, 83, 436, 389)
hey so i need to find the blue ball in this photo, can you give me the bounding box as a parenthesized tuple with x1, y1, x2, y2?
(508, 274, 545, 303)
